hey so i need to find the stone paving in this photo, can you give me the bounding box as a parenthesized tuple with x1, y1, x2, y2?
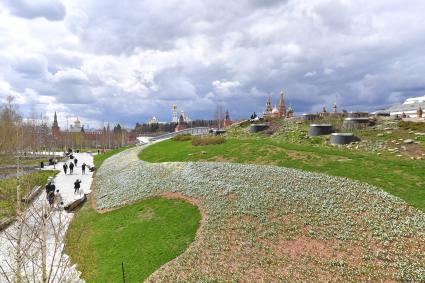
(0, 152, 94, 282)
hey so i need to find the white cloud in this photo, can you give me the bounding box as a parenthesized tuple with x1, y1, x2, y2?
(2, 0, 66, 21)
(304, 71, 317, 77)
(1, 0, 425, 126)
(53, 68, 88, 83)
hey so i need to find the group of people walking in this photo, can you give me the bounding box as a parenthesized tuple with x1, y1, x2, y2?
(45, 179, 63, 208)
(44, 152, 92, 208)
(62, 158, 89, 175)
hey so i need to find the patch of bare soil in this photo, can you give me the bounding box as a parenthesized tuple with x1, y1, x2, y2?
(210, 155, 234, 163)
(226, 193, 239, 201)
(400, 143, 425, 159)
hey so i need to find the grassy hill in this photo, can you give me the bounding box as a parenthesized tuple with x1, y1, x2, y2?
(140, 136, 425, 211)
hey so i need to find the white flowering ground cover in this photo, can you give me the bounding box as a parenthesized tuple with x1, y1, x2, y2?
(94, 146, 425, 282)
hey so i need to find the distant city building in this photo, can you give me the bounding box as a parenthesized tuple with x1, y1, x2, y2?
(50, 113, 132, 148)
(69, 117, 83, 133)
(148, 116, 167, 125)
(175, 113, 186, 132)
(172, 104, 178, 123)
(263, 90, 287, 118)
(52, 112, 60, 138)
(318, 103, 346, 118)
(278, 91, 286, 117)
(171, 104, 192, 123)
(263, 96, 273, 117)
(387, 96, 425, 117)
(287, 105, 294, 118)
(223, 110, 232, 127)
(271, 106, 279, 117)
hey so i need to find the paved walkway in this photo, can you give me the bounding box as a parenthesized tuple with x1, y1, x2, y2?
(0, 152, 94, 282)
(44, 153, 94, 206)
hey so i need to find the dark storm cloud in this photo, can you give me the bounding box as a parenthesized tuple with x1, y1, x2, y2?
(2, 0, 425, 127)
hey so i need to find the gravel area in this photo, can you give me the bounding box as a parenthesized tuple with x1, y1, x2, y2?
(95, 146, 425, 282)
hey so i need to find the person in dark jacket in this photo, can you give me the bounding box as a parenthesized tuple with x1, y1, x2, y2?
(81, 163, 86, 175)
(40, 161, 44, 169)
(63, 163, 68, 174)
(74, 158, 78, 167)
(45, 181, 52, 195)
(69, 162, 74, 174)
(74, 179, 82, 195)
(45, 181, 56, 207)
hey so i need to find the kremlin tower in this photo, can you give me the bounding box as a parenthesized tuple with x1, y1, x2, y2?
(263, 90, 287, 118)
(52, 112, 60, 138)
(278, 91, 286, 118)
(263, 97, 273, 117)
(224, 110, 232, 127)
(175, 113, 186, 132)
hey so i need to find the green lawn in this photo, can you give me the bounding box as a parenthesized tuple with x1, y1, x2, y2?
(65, 198, 201, 283)
(93, 145, 135, 168)
(0, 154, 53, 167)
(140, 138, 425, 211)
(0, 170, 57, 220)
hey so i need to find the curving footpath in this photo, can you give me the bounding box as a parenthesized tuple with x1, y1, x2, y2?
(0, 152, 94, 282)
(94, 145, 425, 282)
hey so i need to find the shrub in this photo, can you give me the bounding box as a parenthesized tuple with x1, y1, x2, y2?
(172, 134, 192, 141)
(416, 135, 425, 141)
(398, 121, 425, 132)
(192, 136, 225, 146)
(309, 136, 324, 145)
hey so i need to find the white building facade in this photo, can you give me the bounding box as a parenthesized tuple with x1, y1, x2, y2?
(387, 96, 425, 117)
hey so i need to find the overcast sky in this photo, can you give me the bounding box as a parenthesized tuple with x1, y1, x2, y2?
(1, 0, 425, 128)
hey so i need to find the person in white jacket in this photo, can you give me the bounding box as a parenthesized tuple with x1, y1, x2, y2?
(54, 189, 63, 209)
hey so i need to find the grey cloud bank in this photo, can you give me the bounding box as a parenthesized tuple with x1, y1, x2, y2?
(1, 0, 425, 127)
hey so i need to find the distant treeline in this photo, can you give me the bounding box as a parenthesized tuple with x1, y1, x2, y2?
(134, 120, 219, 135)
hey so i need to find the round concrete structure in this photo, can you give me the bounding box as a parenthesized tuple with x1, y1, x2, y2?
(302, 113, 319, 121)
(213, 129, 227, 135)
(342, 117, 370, 130)
(308, 124, 333, 136)
(250, 124, 269, 133)
(348, 111, 369, 118)
(330, 133, 357, 145)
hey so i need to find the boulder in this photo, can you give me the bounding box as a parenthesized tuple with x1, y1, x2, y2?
(404, 139, 414, 144)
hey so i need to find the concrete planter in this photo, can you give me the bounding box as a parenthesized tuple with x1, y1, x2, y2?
(213, 129, 227, 135)
(342, 117, 370, 130)
(330, 133, 358, 145)
(308, 124, 333, 136)
(302, 113, 319, 121)
(348, 112, 369, 118)
(250, 124, 269, 133)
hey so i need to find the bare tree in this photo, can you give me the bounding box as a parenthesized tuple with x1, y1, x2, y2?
(0, 98, 74, 282)
(0, 200, 74, 282)
(0, 96, 21, 154)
